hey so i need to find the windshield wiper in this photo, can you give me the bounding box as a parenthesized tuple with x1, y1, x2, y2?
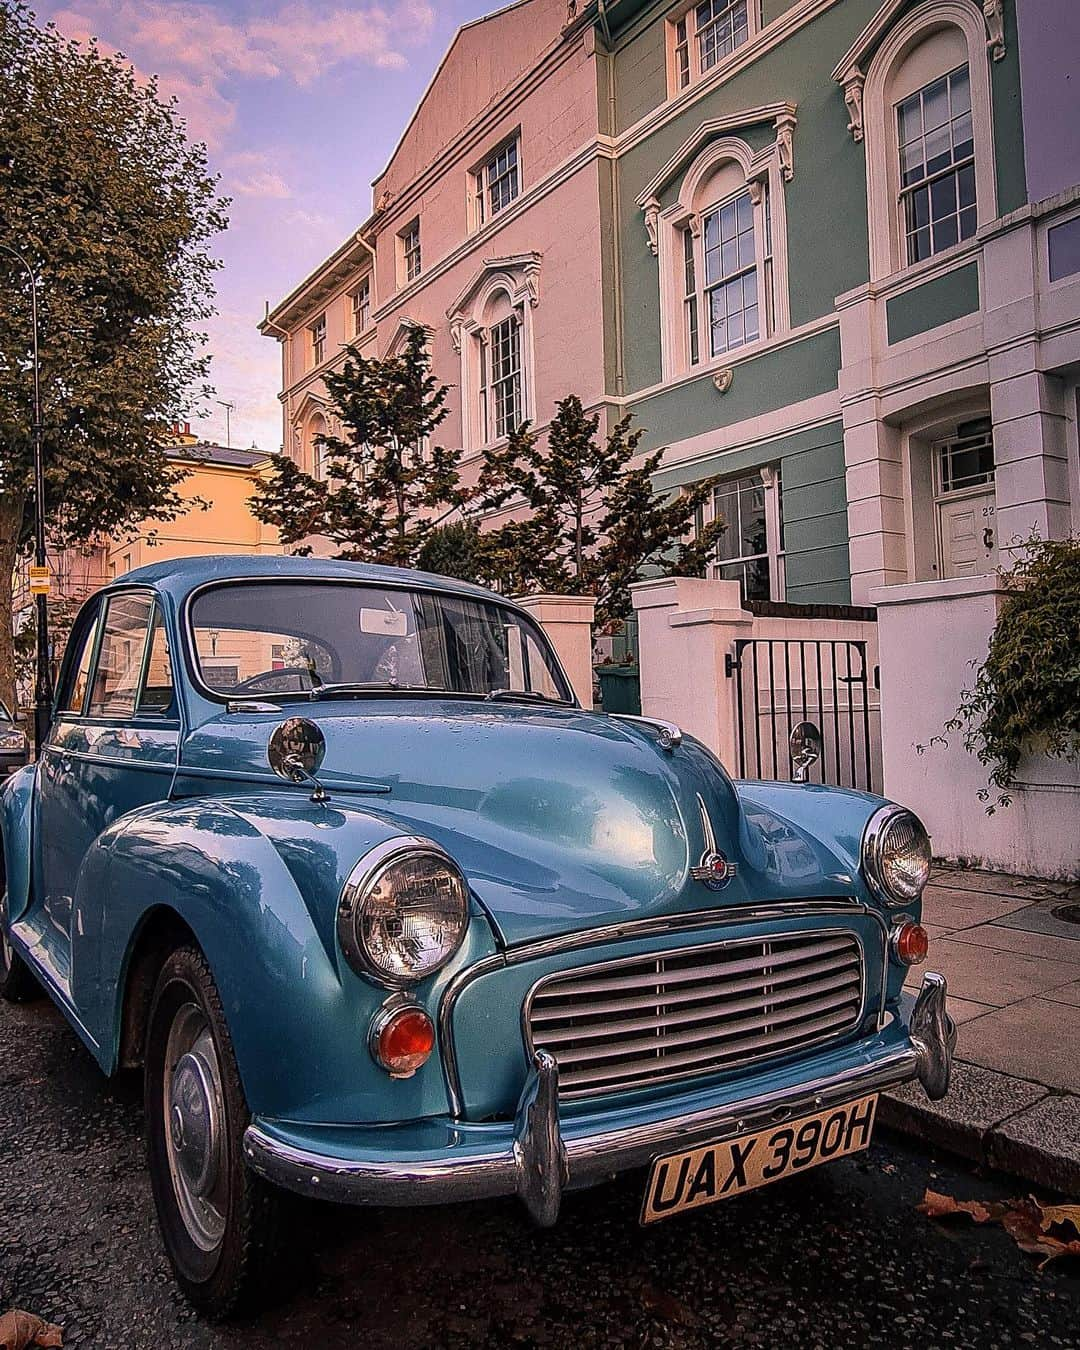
(484, 688, 570, 705)
(308, 682, 451, 701)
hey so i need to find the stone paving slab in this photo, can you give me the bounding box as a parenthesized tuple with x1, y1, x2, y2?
(945, 921, 1080, 964)
(884, 865, 1080, 1195)
(987, 1092, 1080, 1197)
(956, 997, 1080, 1092)
(920, 938, 1080, 1005)
(993, 905, 1080, 940)
(881, 1062, 1048, 1165)
(920, 890, 1033, 930)
(1042, 980, 1080, 1008)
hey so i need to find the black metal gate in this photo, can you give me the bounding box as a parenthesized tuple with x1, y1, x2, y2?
(726, 637, 879, 792)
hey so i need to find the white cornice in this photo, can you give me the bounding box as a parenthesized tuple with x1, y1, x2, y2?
(372, 139, 605, 324)
(612, 0, 838, 157)
(375, 31, 585, 234)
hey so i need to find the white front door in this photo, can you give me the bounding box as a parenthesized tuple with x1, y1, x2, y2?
(937, 490, 996, 577)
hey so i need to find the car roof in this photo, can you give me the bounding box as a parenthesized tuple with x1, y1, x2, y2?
(114, 552, 509, 606)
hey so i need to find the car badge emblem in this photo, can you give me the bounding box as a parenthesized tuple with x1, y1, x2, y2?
(689, 793, 738, 891)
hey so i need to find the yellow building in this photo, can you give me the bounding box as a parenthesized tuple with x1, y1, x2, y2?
(107, 430, 281, 578)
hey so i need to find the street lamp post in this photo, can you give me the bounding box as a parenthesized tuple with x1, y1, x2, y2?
(1, 242, 53, 755)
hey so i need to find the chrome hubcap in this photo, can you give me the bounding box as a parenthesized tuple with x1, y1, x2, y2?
(163, 1003, 227, 1251)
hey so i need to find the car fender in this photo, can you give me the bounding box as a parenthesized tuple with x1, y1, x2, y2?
(0, 763, 37, 920)
(734, 779, 887, 887)
(75, 792, 496, 1125)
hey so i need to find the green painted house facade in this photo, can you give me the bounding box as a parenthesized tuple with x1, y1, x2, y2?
(577, 0, 1077, 606)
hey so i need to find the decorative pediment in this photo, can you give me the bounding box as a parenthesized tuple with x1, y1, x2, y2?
(384, 314, 435, 357)
(833, 0, 1005, 128)
(445, 253, 542, 324)
(635, 103, 799, 211)
(636, 107, 796, 255)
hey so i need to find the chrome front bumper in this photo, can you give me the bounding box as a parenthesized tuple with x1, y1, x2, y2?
(244, 971, 955, 1226)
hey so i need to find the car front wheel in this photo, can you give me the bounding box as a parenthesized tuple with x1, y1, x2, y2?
(0, 891, 39, 1003)
(144, 945, 288, 1317)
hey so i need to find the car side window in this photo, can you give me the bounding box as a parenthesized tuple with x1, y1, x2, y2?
(56, 609, 101, 715)
(136, 604, 175, 716)
(87, 593, 154, 719)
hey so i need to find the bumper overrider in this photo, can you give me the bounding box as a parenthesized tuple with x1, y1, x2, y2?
(244, 971, 955, 1226)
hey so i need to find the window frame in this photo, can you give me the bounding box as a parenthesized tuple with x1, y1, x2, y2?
(667, 0, 759, 95)
(471, 135, 521, 231)
(481, 312, 524, 443)
(350, 276, 372, 337)
(309, 313, 327, 367)
(399, 219, 422, 285)
(55, 588, 176, 725)
(895, 62, 977, 266)
(696, 466, 785, 602)
(859, 5, 997, 282)
(681, 181, 772, 368)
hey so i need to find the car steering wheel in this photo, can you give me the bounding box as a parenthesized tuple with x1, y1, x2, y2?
(230, 665, 319, 694)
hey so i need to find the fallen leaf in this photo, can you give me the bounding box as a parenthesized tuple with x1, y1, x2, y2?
(1039, 1203, 1080, 1237)
(1001, 1202, 1080, 1269)
(918, 1191, 1080, 1270)
(916, 1189, 1006, 1223)
(0, 1311, 63, 1349)
(639, 1283, 696, 1326)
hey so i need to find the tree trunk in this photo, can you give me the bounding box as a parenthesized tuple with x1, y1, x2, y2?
(0, 495, 25, 719)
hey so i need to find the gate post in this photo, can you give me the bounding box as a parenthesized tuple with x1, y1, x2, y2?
(631, 577, 753, 770)
(515, 593, 596, 707)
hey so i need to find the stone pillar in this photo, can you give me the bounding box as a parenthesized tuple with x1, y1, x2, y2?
(515, 594, 596, 707)
(631, 576, 753, 768)
(983, 220, 1073, 553)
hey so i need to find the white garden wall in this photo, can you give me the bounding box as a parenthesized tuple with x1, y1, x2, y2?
(871, 576, 1080, 879)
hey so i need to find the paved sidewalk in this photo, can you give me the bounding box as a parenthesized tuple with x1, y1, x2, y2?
(881, 863, 1080, 1195)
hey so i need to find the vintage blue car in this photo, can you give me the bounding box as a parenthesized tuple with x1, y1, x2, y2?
(0, 555, 954, 1315)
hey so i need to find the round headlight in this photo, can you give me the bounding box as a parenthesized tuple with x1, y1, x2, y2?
(338, 838, 468, 986)
(862, 806, 931, 905)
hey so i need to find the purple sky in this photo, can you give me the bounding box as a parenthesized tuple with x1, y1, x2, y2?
(35, 0, 498, 452)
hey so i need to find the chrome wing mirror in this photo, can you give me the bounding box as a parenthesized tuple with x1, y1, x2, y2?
(268, 716, 328, 801)
(789, 720, 822, 783)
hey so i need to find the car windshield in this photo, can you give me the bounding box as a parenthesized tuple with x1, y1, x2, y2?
(188, 581, 573, 703)
(0, 700, 11, 724)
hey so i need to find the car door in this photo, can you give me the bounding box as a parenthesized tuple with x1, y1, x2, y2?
(31, 589, 180, 997)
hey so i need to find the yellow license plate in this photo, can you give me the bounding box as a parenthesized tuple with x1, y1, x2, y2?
(640, 1093, 878, 1224)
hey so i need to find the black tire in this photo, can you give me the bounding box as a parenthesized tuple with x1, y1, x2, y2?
(144, 944, 289, 1318)
(0, 891, 40, 1003)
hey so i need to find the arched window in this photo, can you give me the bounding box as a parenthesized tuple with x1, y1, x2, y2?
(305, 411, 329, 479)
(858, 1, 996, 280)
(645, 127, 791, 380)
(476, 288, 524, 444)
(447, 256, 539, 452)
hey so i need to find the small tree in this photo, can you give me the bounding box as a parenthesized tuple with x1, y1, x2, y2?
(415, 520, 487, 583)
(478, 395, 723, 627)
(0, 3, 227, 714)
(251, 327, 465, 567)
(946, 533, 1080, 812)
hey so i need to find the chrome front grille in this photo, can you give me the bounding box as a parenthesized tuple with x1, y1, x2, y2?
(525, 931, 864, 1098)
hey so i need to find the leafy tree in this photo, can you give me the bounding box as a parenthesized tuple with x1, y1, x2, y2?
(0, 2, 227, 713)
(478, 395, 724, 627)
(251, 326, 465, 567)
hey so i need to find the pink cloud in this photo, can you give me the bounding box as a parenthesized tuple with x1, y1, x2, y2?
(47, 1, 437, 144)
(225, 152, 292, 199)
